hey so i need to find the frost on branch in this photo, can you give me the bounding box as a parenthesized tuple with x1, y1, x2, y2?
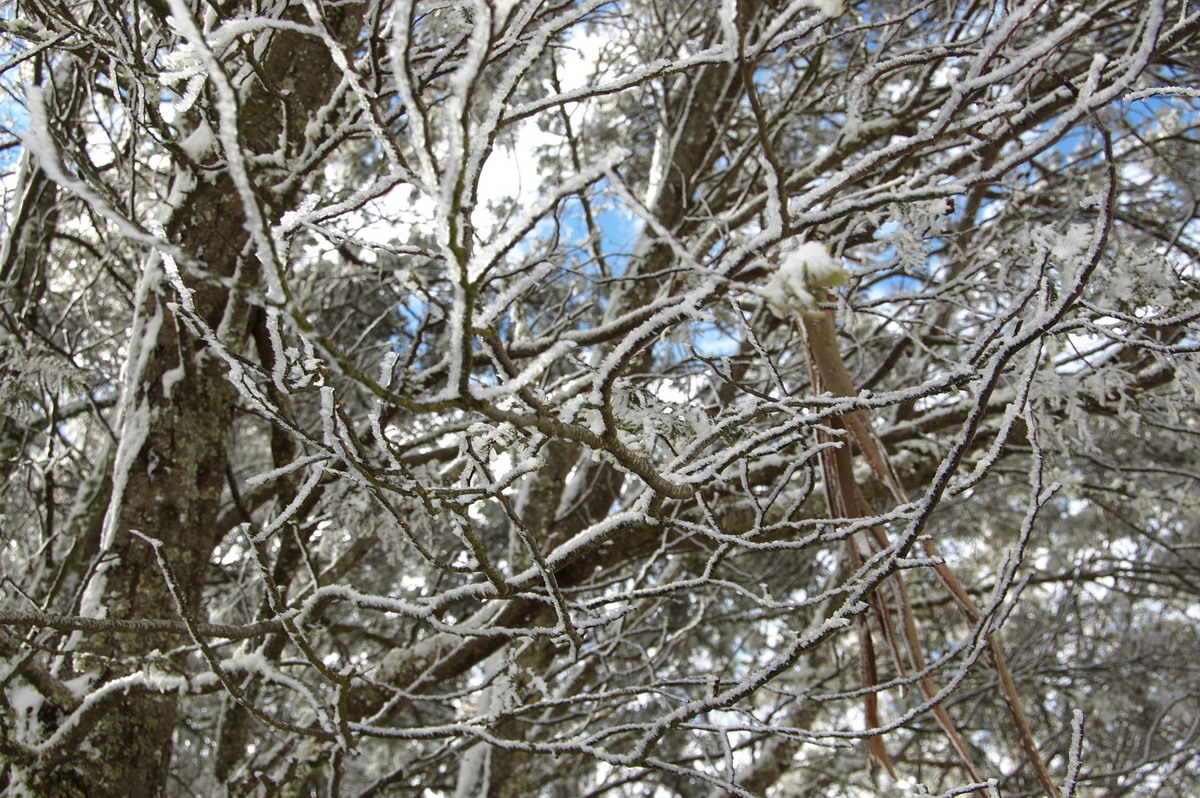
(2, 1, 1199, 796)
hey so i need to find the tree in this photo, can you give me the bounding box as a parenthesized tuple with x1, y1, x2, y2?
(1, 0, 1198, 795)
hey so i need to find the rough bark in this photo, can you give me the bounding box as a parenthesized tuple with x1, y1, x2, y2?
(24, 5, 367, 795)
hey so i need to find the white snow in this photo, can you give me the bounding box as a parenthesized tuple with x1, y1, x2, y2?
(760, 241, 848, 318)
(469, 340, 577, 400)
(178, 117, 215, 161)
(799, 0, 844, 17)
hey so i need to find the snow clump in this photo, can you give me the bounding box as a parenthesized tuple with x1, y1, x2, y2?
(803, 0, 844, 17)
(761, 241, 848, 318)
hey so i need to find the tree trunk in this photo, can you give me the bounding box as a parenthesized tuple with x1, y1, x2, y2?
(26, 5, 365, 794)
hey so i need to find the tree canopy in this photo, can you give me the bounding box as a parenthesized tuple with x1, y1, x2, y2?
(1, 0, 1199, 796)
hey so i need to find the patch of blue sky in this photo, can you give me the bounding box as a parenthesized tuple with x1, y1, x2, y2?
(853, 213, 945, 303)
(546, 180, 744, 360)
(543, 186, 637, 282)
(0, 112, 23, 178)
(860, 90, 1193, 307)
(0, 7, 31, 174)
(687, 320, 741, 358)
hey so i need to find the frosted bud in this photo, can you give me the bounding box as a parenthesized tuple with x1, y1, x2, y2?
(761, 242, 848, 318)
(801, 0, 844, 17)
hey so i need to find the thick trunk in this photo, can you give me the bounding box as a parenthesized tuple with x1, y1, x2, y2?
(24, 5, 366, 794)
